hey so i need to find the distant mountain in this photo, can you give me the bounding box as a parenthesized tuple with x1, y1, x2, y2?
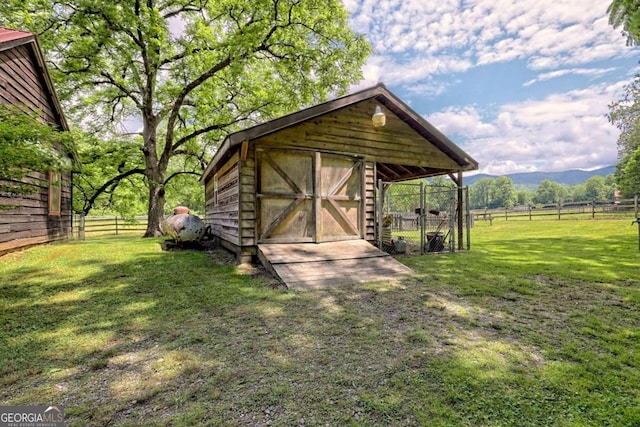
(463, 165, 615, 189)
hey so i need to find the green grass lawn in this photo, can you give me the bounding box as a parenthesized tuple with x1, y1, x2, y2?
(1, 220, 639, 426)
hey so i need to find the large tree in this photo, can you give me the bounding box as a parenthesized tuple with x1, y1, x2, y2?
(607, 0, 640, 196)
(607, 75, 640, 196)
(2, 0, 371, 236)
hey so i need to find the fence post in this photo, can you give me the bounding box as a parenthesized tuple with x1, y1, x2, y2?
(115, 216, 119, 235)
(529, 204, 532, 221)
(557, 203, 561, 220)
(591, 199, 596, 219)
(635, 195, 638, 218)
(79, 213, 85, 241)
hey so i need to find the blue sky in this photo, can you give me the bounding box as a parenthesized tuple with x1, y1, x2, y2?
(344, 0, 640, 175)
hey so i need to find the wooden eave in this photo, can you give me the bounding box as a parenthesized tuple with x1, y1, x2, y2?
(0, 27, 69, 132)
(200, 83, 478, 184)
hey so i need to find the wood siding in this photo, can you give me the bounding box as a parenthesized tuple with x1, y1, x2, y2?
(0, 35, 72, 255)
(0, 172, 72, 255)
(205, 152, 240, 247)
(0, 45, 57, 124)
(253, 99, 461, 170)
(364, 161, 376, 242)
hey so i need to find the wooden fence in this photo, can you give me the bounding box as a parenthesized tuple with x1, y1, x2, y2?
(73, 215, 148, 239)
(471, 197, 639, 224)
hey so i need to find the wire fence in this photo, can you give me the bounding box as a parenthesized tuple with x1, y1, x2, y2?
(379, 182, 470, 254)
(73, 215, 148, 239)
(471, 197, 639, 224)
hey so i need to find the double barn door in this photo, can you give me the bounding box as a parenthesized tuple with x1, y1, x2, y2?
(256, 148, 363, 243)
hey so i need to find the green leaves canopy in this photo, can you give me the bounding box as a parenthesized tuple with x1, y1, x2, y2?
(1, 0, 371, 234)
(608, 0, 640, 46)
(608, 75, 640, 196)
(0, 105, 75, 195)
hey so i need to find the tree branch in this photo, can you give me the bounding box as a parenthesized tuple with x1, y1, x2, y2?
(79, 168, 145, 215)
(164, 170, 201, 185)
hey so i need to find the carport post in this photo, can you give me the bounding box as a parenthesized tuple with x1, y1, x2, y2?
(377, 179, 384, 249)
(420, 181, 425, 255)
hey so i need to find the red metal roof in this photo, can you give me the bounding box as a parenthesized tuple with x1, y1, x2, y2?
(0, 27, 34, 45)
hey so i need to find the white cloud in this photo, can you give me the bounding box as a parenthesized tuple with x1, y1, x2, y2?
(346, 0, 637, 174)
(523, 67, 617, 86)
(425, 81, 626, 174)
(348, 0, 634, 86)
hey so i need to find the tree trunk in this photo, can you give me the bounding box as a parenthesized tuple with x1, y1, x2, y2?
(141, 112, 166, 237)
(144, 178, 166, 237)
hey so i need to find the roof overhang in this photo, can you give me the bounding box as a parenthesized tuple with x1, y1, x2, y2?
(0, 27, 69, 132)
(201, 83, 478, 184)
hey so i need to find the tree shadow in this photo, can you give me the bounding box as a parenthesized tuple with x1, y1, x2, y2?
(1, 232, 638, 426)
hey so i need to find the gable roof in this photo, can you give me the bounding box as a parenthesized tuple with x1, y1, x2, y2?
(0, 27, 68, 131)
(201, 83, 478, 183)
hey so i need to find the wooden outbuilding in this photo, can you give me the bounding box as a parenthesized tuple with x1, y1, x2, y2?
(200, 83, 478, 284)
(0, 28, 72, 255)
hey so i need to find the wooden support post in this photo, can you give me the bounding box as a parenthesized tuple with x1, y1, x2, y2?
(465, 186, 471, 251)
(420, 181, 425, 255)
(377, 179, 384, 249)
(240, 140, 249, 162)
(457, 171, 463, 251)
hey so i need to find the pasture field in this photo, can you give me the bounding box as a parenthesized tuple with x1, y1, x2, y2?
(1, 219, 638, 426)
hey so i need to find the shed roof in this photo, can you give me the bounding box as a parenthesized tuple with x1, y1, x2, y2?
(0, 27, 68, 131)
(201, 83, 478, 183)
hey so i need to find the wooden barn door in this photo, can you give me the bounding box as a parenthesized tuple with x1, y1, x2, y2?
(318, 153, 363, 242)
(257, 148, 363, 243)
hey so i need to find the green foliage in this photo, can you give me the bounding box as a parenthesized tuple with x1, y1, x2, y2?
(0, 104, 75, 195)
(607, 71, 640, 196)
(1, 0, 371, 234)
(533, 179, 567, 205)
(608, 0, 640, 46)
(616, 148, 640, 197)
(469, 176, 516, 209)
(468, 175, 618, 209)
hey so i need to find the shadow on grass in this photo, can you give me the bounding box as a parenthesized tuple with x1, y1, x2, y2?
(1, 231, 639, 426)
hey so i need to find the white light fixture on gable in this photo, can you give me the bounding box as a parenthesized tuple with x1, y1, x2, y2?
(372, 105, 386, 128)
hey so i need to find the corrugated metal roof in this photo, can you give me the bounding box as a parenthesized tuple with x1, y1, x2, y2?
(0, 27, 34, 45)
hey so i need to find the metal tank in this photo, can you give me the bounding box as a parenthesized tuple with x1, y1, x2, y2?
(163, 206, 206, 242)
